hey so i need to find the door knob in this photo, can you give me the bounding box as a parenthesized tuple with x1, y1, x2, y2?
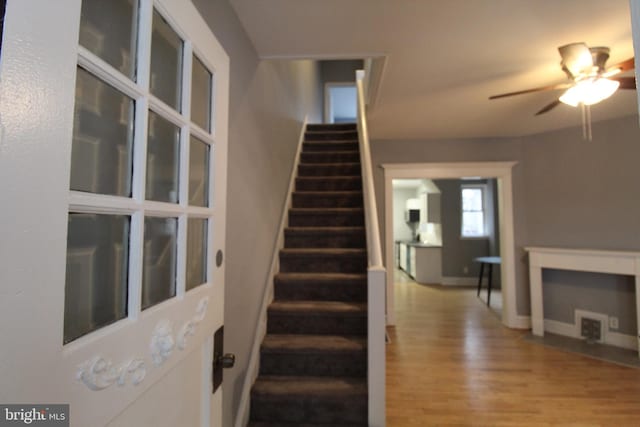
(217, 353, 235, 369)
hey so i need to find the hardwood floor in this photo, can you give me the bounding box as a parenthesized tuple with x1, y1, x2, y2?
(386, 270, 640, 426)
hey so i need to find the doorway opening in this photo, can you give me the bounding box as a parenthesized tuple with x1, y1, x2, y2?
(383, 162, 521, 329)
(391, 177, 502, 315)
(325, 83, 357, 123)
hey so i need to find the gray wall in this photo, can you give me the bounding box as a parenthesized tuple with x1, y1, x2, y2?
(433, 179, 491, 279)
(192, 1, 322, 425)
(371, 114, 640, 320)
(519, 115, 640, 333)
(320, 59, 364, 85)
(392, 187, 416, 242)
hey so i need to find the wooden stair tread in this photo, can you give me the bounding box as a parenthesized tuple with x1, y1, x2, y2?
(280, 248, 366, 255)
(275, 272, 367, 281)
(249, 422, 365, 427)
(262, 334, 366, 353)
(296, 176, 361, 180)
(293, 190, 362, 195)
(269, 300, 367, 314)
(285, 226, 365, 232)
(301, 150, 360, 155)
(252, 375, 367, 397)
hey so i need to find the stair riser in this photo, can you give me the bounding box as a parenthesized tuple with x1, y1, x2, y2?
(298, 164, 361, 177)
(259, 351, 367, 377)
(274, 281, 367, 302)
(292, 193, 363, 209)
(300, 152, 360, 164)
(266, 313, 367, 335)
(305, 131, 358, 141)
(295, 178, 362, 191)
(280, 254, 367, 274)
(284, 233, 366, 249)
(288, 212, 364, 227)
(303, 142, 359, 152)
(250, 394, 367, 424)
(307, 123, 357, 132)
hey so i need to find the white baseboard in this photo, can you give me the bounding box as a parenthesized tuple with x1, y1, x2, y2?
(607, 331, 638, 351)
(544, 319, 578, 338)
(544, 319, 638, 351)
(440, 276, 477, 286)
(510, 315, 531, 329)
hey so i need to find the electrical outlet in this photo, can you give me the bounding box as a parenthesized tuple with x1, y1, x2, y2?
(609, 316, 619, 330)
(463, 266, 469, 274)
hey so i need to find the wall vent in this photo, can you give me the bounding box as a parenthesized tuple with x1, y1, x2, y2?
(575, 309, 607, 344)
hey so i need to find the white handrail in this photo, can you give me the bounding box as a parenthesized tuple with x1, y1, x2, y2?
(356, 70, 384, 269)
(356, 69, 386, 427)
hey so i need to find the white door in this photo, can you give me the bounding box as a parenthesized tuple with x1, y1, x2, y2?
(0, 1, 229, 426)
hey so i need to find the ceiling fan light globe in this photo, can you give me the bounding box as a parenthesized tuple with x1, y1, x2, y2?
(558, 78, 620, 107)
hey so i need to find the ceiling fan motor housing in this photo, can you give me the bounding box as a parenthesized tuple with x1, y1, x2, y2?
(589, 46, 610, 73)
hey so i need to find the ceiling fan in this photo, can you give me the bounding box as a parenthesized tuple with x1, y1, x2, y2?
(489, 42, 636, 116)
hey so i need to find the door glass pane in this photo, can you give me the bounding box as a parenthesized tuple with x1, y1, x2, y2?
(150, 9, 183, 111)
(189, 136, 209, 206)
(146, 111, 180, 203)
(64, 213, 129, 344)
(142, 217, 177, 310)
(79, 0, 138, 80)
(71, 68, 134, 197)
(191, 55, 212, 131)
(186, 218, 207, 291)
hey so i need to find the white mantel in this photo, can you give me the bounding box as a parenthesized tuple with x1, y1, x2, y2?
(525, 247, 640, 357)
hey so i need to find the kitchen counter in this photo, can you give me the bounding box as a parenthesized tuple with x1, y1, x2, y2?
(395, 241, 442, 283)
(395, 240, 442, 248)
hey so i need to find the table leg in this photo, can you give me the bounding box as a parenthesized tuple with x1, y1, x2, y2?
(487, 263, 493, 306)
(477, 262, 485, 297)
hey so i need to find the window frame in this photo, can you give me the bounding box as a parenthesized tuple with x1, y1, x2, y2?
(460, 183, 489, 239)
(66, 0, 217, 345)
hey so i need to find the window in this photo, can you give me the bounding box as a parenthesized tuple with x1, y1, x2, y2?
(64, 0, 215, 343)
(461, 184, 488, 238)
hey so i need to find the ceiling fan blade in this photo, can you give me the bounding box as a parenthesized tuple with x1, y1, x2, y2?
(535, 99, 562, 116)
(611, 76, 636, 90)
(489, 83, 572, 100)
(606, 57, 635, 74)
(558, 42, 593, 77)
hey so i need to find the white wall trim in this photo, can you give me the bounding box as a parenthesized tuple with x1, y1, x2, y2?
(234, 116, 308, 427)
(608, 331, 639, 351)
(362, 55, 388, 111)
(544, 319, 638, 351)
(525, 246, 640, 358)
(513, 315, 532, 329)
(440, 276, 477, 286)
(383, 161, 519, 328)
(544, 319, 578, 338)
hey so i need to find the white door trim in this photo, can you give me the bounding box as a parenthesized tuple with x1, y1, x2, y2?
(382, 162, 519, 328)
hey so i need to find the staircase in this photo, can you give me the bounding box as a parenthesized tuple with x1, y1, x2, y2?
(248, 123, 368, 426)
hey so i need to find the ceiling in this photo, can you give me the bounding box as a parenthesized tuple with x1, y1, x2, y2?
(230, 0, 638, 140)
